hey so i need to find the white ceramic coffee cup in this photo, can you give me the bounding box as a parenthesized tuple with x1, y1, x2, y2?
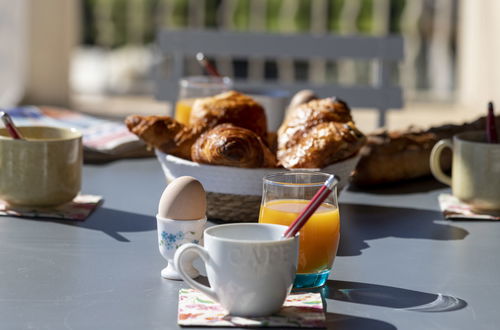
(430, 131, 500, 213)
(174, 223, 299, 317)
(0, 126, 82, 206)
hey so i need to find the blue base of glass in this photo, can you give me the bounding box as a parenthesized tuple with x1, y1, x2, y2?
(293, 269, 330, 289)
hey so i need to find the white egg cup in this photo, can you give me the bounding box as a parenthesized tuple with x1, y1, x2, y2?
(156, 215, 207, 280)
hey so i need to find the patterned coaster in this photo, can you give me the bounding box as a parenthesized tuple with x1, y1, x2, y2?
(178, 288, 325, 328)
(0, 194, 103, 221)
(439, 194, 500, 221)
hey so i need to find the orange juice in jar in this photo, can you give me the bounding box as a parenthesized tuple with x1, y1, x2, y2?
(259, 172, 340, 288)
(174, 98, 195, 125)
(175, 76, 232, 125)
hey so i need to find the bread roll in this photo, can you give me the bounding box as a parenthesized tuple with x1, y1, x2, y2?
(351, 115, 500, 186)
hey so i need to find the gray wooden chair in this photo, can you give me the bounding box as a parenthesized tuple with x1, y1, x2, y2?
(154, 29, 404, 127)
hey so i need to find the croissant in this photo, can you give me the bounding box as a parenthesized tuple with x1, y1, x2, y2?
(191, 124, 277, 168)
(126, 91, 270, 161)
(125, 115, 199, 159)
(190, 91, 268, 142)
(277, 97, 366, 168)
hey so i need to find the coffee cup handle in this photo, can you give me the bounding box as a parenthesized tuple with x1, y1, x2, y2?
(174, 243, 218, 302)
(430, 139, 452, 186)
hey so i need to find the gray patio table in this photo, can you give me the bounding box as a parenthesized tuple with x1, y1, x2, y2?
(0, 158, 498, 329)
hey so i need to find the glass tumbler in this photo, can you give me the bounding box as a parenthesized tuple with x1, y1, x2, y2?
(174, 76, 232, 125)
(258, 172, 340, 289)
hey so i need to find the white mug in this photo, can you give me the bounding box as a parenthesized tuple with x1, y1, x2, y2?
(174, 223, 299, 317)
(430, 131, 500, 213)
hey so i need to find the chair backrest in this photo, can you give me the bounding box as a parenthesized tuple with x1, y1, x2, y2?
(155, 29, 404, 127)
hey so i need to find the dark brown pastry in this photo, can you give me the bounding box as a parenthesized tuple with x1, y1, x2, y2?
(189, 90, 268, 142)
(277, 97, 366, 168)
(191, 124, 277, 168)
(267, 132, 278, 155)
(351, 115, 500, 186)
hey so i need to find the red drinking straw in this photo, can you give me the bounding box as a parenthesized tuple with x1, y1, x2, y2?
(283, 175, 338, 239)
(196, 52, 221, 78)
(487, 102, 498, 143)
(0, 111, 24, 139)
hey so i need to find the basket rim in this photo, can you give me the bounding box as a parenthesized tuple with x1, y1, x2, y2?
(155, 149, 360, 170)
(156, 149, 360, 196)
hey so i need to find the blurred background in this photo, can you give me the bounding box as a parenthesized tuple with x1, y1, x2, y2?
(0, 0, 497, 132)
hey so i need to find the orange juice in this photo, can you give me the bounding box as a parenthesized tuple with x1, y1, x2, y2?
(174, 99, 195, 125)
(259, 199, 340, 274)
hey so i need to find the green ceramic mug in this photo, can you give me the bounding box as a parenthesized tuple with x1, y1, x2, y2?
(0, 126, 82, 206)
(430, 131, 500, 213)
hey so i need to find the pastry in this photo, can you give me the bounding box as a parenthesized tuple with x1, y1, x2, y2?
(351, 115, 500, 186)
(125, 90, 269, 161)
(277, 97, 366, 168)
(283, 89, 318, 120)
(189, 90, 268, 142)
(191, 124, 277, 168)
(125, 115, 197, 159)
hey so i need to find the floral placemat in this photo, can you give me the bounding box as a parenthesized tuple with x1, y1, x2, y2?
(178, 288, 325, 328)
(0, 194, 103, 221)
(439, 194, 500, 221)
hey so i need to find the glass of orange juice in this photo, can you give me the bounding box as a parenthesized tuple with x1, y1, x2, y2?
(259, 172, 340, 289)
(175, 76, 232, 125)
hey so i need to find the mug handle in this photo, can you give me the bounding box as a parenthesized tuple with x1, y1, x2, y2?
(430, 139, 453, 186)
(174, 243, 218, 302)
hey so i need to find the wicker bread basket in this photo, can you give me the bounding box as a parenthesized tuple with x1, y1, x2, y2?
(156, 149, 360, 222)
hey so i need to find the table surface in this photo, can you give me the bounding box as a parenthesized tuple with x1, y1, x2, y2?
(1, 158, 498, 330)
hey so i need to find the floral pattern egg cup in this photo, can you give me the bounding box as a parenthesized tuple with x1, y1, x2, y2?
(157, 215, 207, 280)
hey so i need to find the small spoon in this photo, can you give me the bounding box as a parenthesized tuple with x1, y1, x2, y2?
(486, 101, 498, 143)
(0, 111, 24, 139)
(196, 52, 221, 78)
